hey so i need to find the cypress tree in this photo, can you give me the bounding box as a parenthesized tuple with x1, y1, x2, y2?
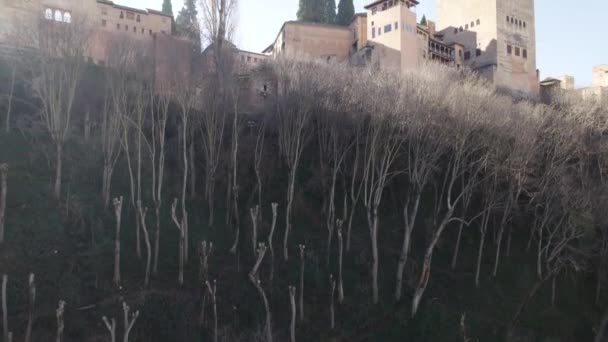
(162, 0, 173, 16)
(298, 0, 326, 23)
(421, 14, 427, 26)
(336, 0, 355, 26)
(176, 0, 201, 51)
(324, 0, 336, 24)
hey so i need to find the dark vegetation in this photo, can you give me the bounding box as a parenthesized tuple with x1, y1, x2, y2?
(0, 51, 607, 342)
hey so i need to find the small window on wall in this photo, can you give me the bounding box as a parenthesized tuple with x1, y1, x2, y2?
(464, 51, 471, 60)
(384, 24, 392, 33)
(102, 19, 107, 27)
(471, 21, 474, 27)
(120, 11, 124, 19)
(133, 26, 136, 32)
(476, 48, 481, 56)
(45, 8, 53, 20)
(394, 22, 398, 30)
(453, 28, 458, 34)
(515, 47, 520, 56)
(523, 49, 527, 58)
(117, 23, 120, 29)
(476, 19, 480, 25)
(372, 29, 376, 38)
(371, 21, 374, 26)
(465, 24, 468, 29)
(378, 27, 381, 36)
(149, 29, 152, 35)
(371, 7, 377, 15)
(54, 10, 63, 22)
(523, 22, 526, 28)
(63, 12, 71, 23)
(459, 26, 463, 32)
(136, 15, 141, 22)
(459, 50, 462, 57)
(506, 15, 509, 22)
(507, 44, 512, 54)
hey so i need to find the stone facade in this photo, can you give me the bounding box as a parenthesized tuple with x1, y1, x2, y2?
(262, 21, 352, 62)
(436, 0, 538, 96)
(592, 65, 608, 88)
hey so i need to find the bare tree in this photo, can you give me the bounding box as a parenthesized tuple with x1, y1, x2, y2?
(25, 273, 35, 342)
(171, 198, 187, 285)
(298, 244, 305, 322)
(17, 14, 90, 199)
(138, 203, 152, 288)
(112, 196, 123, 287)
(102, 316, 116, 342)
(150, 88, 171, 275)
(205, 280, 218, 342)
(2, 275, 8, 342)
(0, 163, 7, 244)
(274, 60, 316, 261)
(250, 206, 259, 257)
(336, 222, 344, 303)
(289, 285, 296, 342)
(55, 300, 65, 342)
(249, 243, 272, 342)
(268, 203, 278, 283)
(122, 302, 139, 342)
(2, 57, 17, 134)
(329, 274, 336, 331)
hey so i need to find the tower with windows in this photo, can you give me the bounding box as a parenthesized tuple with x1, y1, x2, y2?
(436, 0, 538, 96)
(364, 0, 420, 71)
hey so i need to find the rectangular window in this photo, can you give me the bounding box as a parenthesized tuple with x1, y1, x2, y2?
(133, 26, 136, 32)
(523, 49, 527, 58)
(454, 28, 458, 34)
(471, 21, 474, 27)
(378, 27, 381, 36)
(465, 24, 469, 29)
(117, 23, 120, 29)
(459, 50, 462, 57)
(515, 47, 520, 56)
(476, 19, 480, 25)
(523, 22, 526, 28)
(464, 51, 471, 60)
(506, 15, 509, 22)
(247, 56, 251, 62)
(372, 28, 376, 38)
(476, 48, 481, 56)
(384, 24, 392, 33)
(102, 19, 106, 27)
(149, 29, 152, 35)
(394, 22, 398, 30)
(507, 44, 512, 54)
(371, 7, 377, 15)
(511, 17, 514, 23)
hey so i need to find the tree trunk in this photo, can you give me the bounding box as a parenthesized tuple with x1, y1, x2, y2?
(54, 144, 63, 199)
(84, 110, 90, 142)
(269, 203, 278, 284)
(5, 66, 15, 134)
(55, 300, 65, 342)
(153, 205, 161, 275)
(337, 227, 344, 303)
(189, 141, 196, 199)
(289, 286, 296, 342)
(451, 220, 464, 269)
(475, 231, 486, 288)
(0, 164, 7, 244)
(178, 230, 184, 285)
(140, 207, 152, 289)
(2, 274, 8, 342)
(493, 227, 505, 277)
(396, 193, 420, 301)
(25, 274, 35, 342)
(299, 245, 305, 322)
(207, 175, 215, 229)
(284, 168, 296, 261)
(508, 270, 553, 337)
(330, 276, 336, 330)
(370, 208, 379, 304)
(113, 197, 123, 287)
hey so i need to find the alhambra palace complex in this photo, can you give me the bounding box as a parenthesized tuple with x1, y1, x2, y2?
(0, 0, 606, 103)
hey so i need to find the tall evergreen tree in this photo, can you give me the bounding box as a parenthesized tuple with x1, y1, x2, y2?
(298, 0, 326, 23)
(336, 0, 355, 26)
(324, 0, 336, 24)
(421, 14, 427, 26)
(176, 0, 201, 51)
(162, 0, 173, 16)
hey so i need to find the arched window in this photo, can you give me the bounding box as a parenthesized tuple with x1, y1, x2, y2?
(44, 8, 53, 20)
(63, 12, 71, 23)
(54, 10, 63, 22)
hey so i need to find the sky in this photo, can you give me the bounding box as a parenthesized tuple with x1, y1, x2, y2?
(122, 0, 607, 87)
